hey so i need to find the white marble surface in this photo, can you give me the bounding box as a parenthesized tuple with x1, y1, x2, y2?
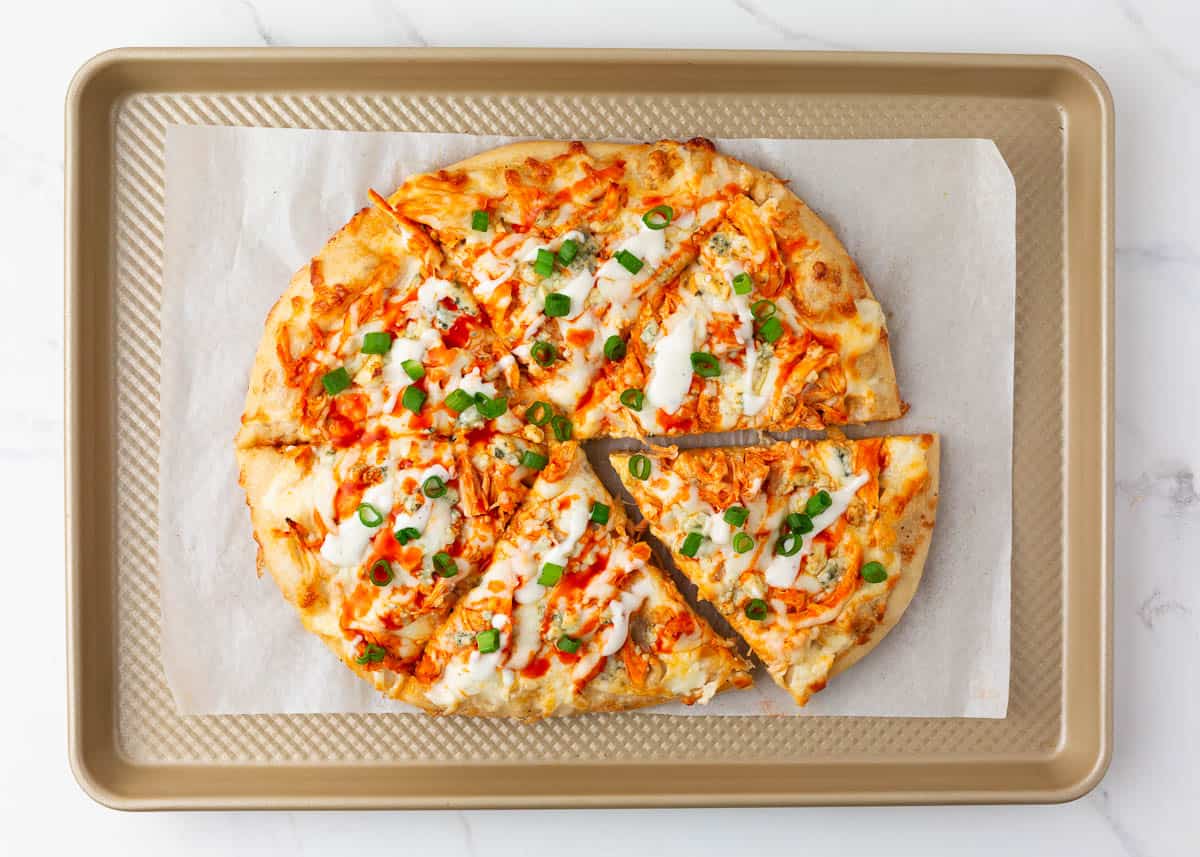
(4, 0, 1196, 853)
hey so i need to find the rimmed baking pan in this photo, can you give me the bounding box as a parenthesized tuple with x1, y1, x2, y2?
(65, 48, 1112, 808)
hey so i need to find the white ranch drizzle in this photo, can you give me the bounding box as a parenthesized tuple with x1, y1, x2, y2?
(762, 471, 871, 589)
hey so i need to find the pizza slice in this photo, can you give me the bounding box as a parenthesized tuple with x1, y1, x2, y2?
(590, 184, 902, 437)
(236, 202, 522, 449)
(403, 442, 753, 718)
(612, 435, 938, 706)
(237, 431, 546, 699)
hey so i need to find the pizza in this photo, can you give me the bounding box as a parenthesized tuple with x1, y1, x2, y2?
(403, 443, 752, 717)
(236, 138, 932, 715)
(611, 435, 939, 706)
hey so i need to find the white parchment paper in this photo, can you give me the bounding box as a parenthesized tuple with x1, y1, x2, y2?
(160, 127, 1013, 717)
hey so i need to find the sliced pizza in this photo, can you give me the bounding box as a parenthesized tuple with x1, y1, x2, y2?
(237, 431, 546, 699)
(236, 203, 523, 449)
(612, 435, 938, 706)
(403, 442, 753, 718)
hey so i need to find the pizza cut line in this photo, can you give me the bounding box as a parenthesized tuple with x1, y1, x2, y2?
(236, 138, 937, 716)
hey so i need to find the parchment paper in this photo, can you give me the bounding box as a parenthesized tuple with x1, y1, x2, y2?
(160, 127, 1013, 717)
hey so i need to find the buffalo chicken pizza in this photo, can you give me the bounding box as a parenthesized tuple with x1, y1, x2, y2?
(236, 138, 937, 716)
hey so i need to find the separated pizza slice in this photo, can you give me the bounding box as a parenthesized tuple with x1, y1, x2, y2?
(612, 435, 938, 706)
(237, 430, 547, 700)
(403, 442, 753, 718)
(387, 140, 743, 423)
(592, 181, 902, 437)
(236, 201, 523, 449)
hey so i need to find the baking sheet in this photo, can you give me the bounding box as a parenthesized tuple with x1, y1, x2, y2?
(159, 127, 1013, 718)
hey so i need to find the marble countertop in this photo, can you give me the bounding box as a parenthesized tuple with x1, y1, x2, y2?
(6, 0, 1196, 854)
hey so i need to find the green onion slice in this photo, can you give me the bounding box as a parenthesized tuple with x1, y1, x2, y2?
(732, 272, 753, 295)
(861, 561, 888, 584)
(757, 316, 783, 344)
(776, 533, 803, 557)
(690, 352, 720, 378)
(603, 335, 627, 361)
(556, 635, 581, 654)
(615, 249, 644, 275)
(401, 385, 427, 414)
(356, 503, 384, 528)
(524, 401, 553, 426)
(805, 490, 833, 517)
(732, 532, 755, 554)
(628, 454, 651, 481)
(401, 359, 425, 381)
(361, 331, 393, 355)
(751, 299, 777, 320)
(476, 394, 508, 420)
(445, 388, 475, 414)
(534, 247, 556, 278)
(551, 414, 573, 442)
(537, 562, 564, 587)
(590, 502, 610, 525)
(521, 450, 549, 471)
(680, 532, 703, 558)
(355, 643, 388, 664)
(531, 340, 557, 367)
(434, 551, 458, 577)
(642, 204, 674, 230)
(786, 512, 814, 534)
(744, 599, 769, 621)
(394, 526, 421, 545)
(422, 475, 447, 498)
(544, 292, 571, 317)
(475, 628, 500, 653)
(369, 559, 394, 586)
(557, 239, 579, 265)
(619, 388, 645, 411)
(321, 367, 351, 396)
(471, 210, 489, 232)
(723, 506, 749, 527)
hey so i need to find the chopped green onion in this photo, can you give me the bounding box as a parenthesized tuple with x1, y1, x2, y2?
(732, 272, 753, 295)
(556, 635, 581, 654)
(680, 532, 704, 558)
(361, 331, 393, 355)
(355, 643, 388, 664)
(776, 533, 803, 557)
(690, 352, 720, 378)
(551, 414, 573, 441)
(475, 394, 509, 420)
(619, 388, 645, 411)
(434, 551, 458, 577)
(861, 561, 888, 584)
(534, 248, 556, 278)
(401, 359, 425, 381)
(445, 389, 475, 414)
(744, 599, 769, 621)
(805, 490, 833, 517)
(471, 210, 489, 232)
(423, 475, 447, 498)
(321, 367, 351, 396)
(394, 526, 421, 545)
(751, 299, 777, 320)
(732, 532, 755, 554)
(475, 628, 500, 653)
(369, 559, 394, 586)
(401, 385, 427, 414)
(603, 335, 627, 361)
(537, 562, 564, 586)
(544, 292, 571, 317)
(524, 401, 553, 426)
(786, 512, 814, 534)
(557, 239, 579, 265)
(521, 450, 549, 470)
(723, 506, 749, 527)
(357, 503, 384, 528)
(531, 340, 558, 367)
(590, 502, 610, 525)
(642, 204, 674, 230)
(757, 316, 783, 344)
(629, 454, 651, 481)
(615, 249, 644, 274)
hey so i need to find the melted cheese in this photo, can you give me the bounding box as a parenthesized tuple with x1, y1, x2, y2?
(762, 471, 870, 589)
(416, 277, 458, 315)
